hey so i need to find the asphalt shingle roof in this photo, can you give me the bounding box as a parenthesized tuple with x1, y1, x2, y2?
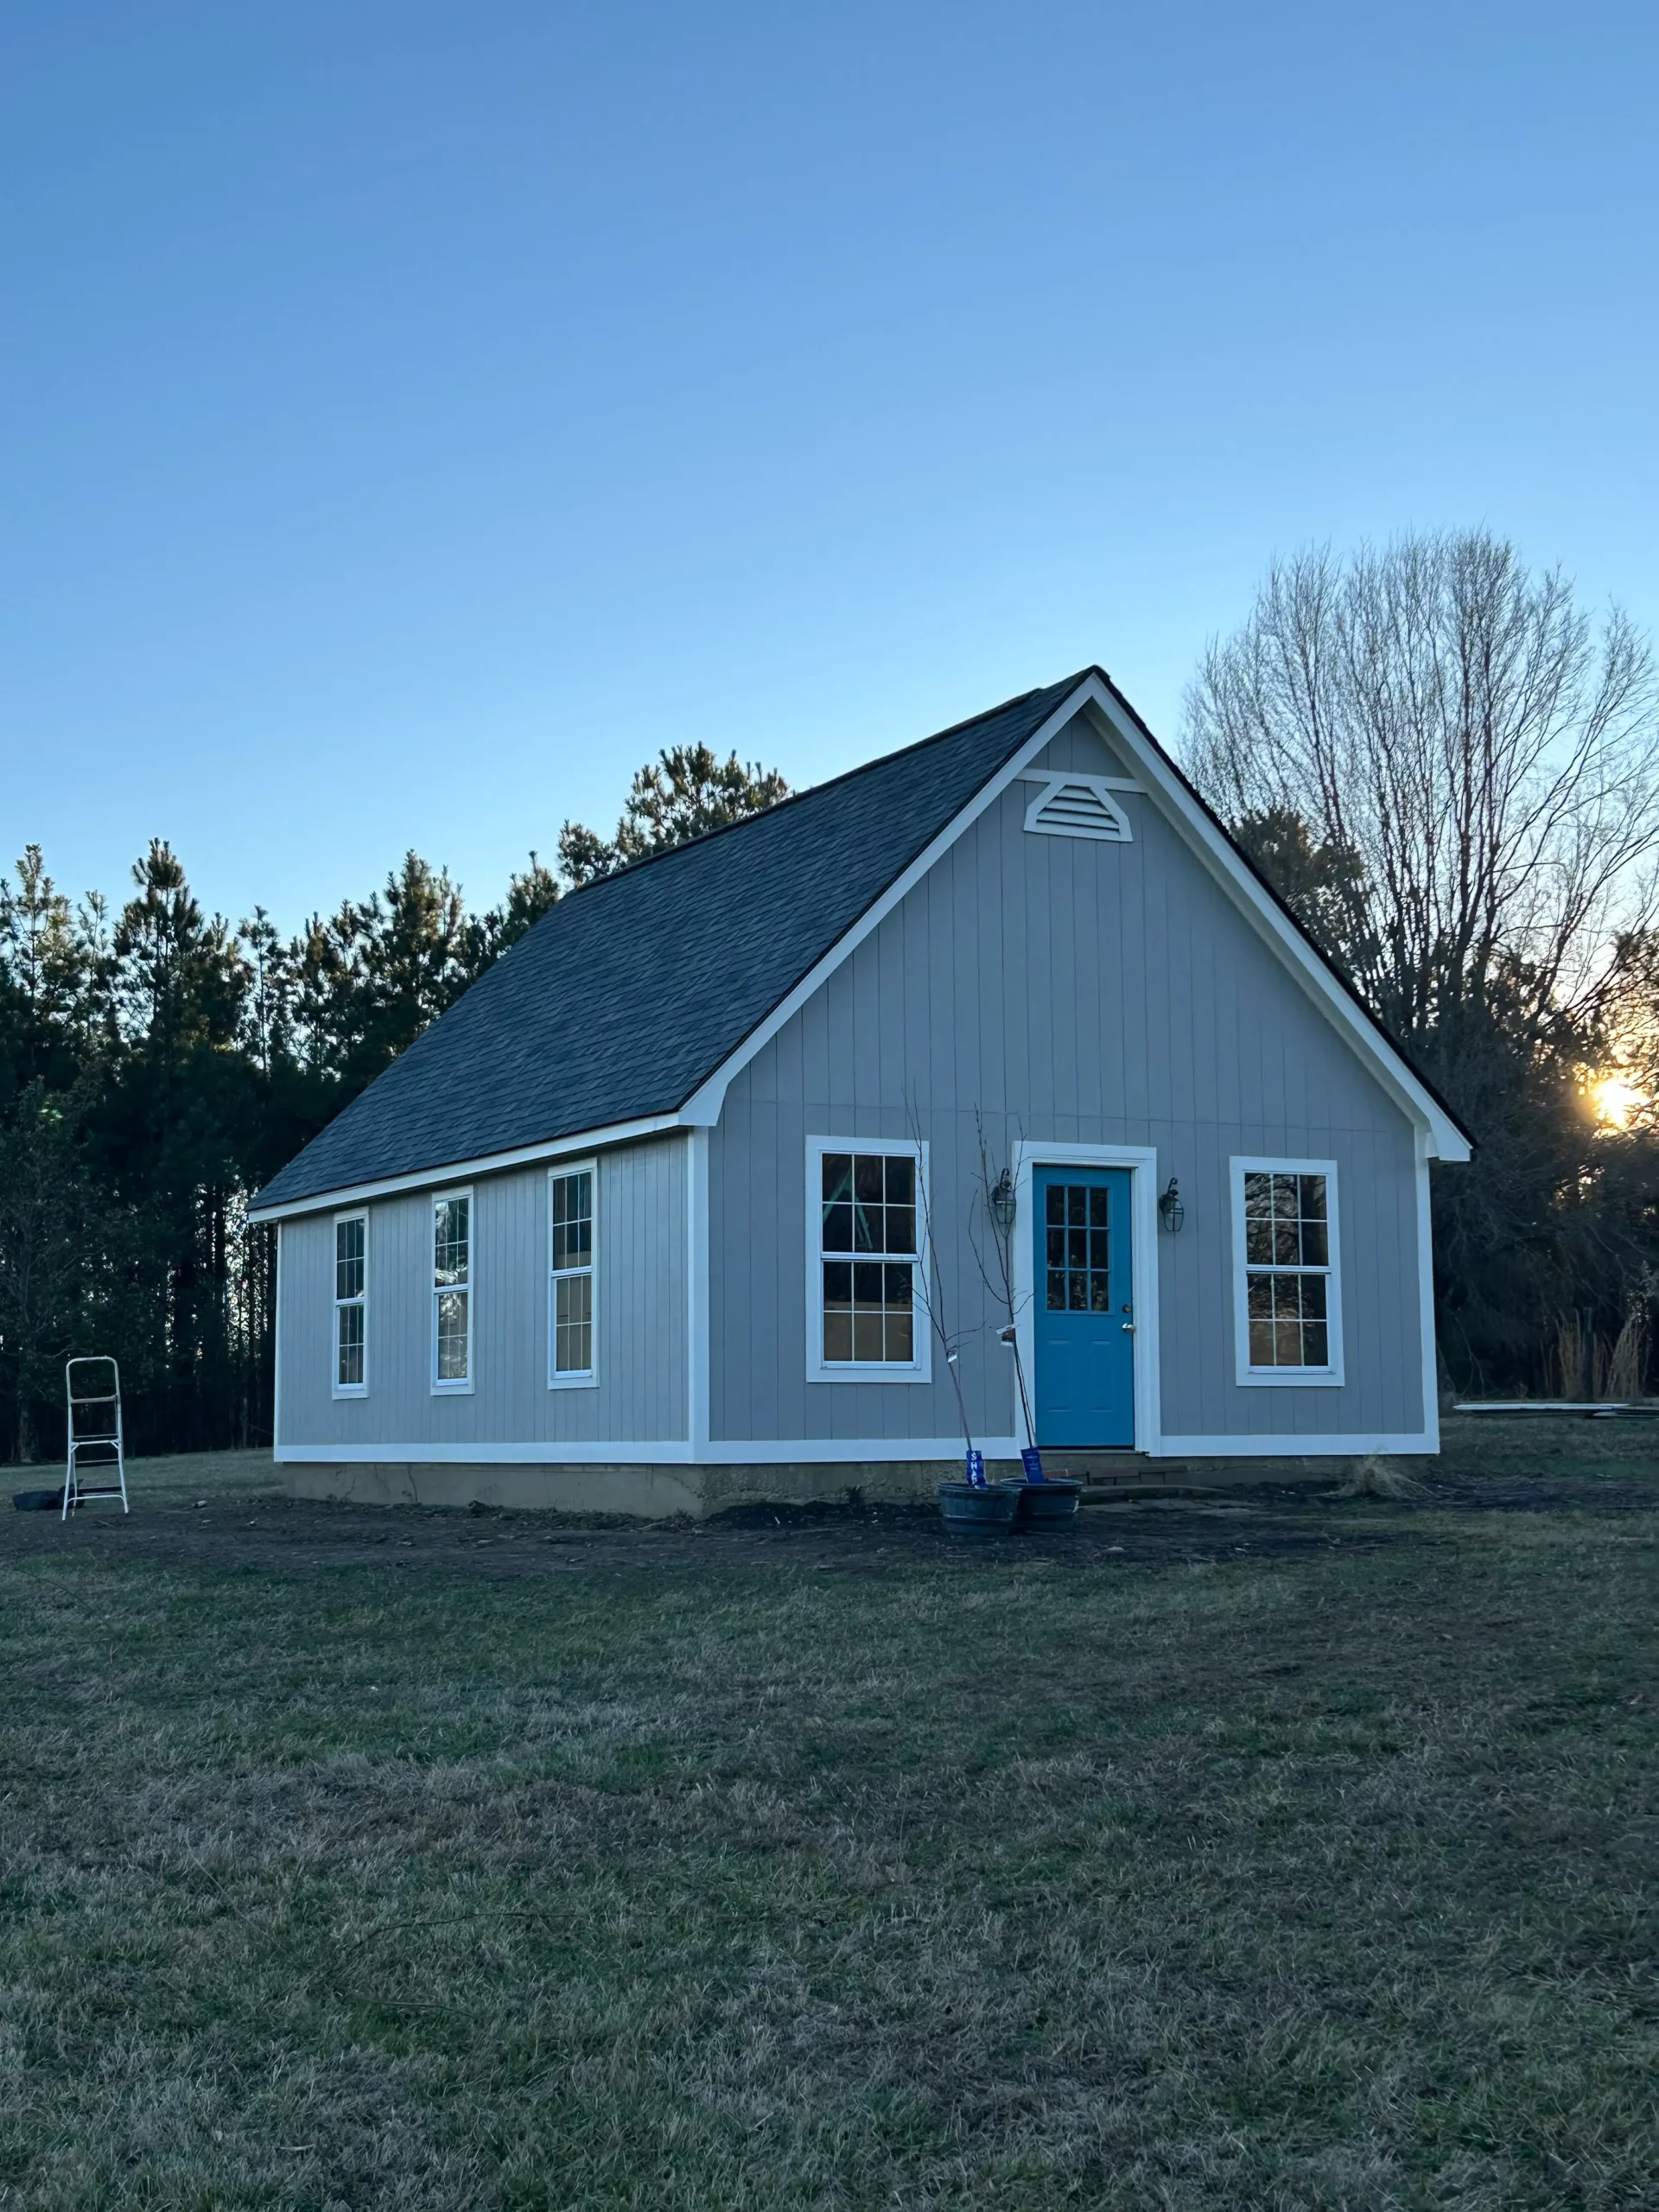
(251, 675, 1087, 1212)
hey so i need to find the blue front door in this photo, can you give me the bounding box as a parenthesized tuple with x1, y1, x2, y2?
(1033, 1166, 1135, 1447)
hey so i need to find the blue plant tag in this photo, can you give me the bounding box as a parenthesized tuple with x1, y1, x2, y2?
(964, 1448, 986, 1489)
(1021, 1446, 1045, 1484)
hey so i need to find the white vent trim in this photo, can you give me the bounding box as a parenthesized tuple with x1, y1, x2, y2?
(1020, 772, 1135, 843)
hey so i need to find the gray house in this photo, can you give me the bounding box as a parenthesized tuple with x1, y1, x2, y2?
(249, 669, 1471, 1514)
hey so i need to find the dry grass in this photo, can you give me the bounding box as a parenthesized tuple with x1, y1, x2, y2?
(1, 1487, 1656, 2208)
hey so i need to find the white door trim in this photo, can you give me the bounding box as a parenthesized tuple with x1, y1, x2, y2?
(1012, 1141, 1162, 1456)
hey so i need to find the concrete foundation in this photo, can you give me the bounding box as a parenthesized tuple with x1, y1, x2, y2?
(282, 1449, 1362, 1518)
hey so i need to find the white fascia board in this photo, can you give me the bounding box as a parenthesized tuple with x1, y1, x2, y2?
(677, 681, 1106, 1125)
(1080, 679, 1472, 1161)
(246, 1111, 687, 1224)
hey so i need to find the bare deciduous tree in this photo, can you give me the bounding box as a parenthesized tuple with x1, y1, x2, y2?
(1184, 531, 1659, 1058)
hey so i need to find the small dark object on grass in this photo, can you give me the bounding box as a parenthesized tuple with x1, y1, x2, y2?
(938, 1480, 1020, 1537)
(12, 1488, 67, 1513)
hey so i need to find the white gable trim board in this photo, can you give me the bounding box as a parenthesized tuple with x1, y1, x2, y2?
(683, 673, 1469, 1160)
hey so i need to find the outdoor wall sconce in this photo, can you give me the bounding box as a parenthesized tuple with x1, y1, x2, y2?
(1158, 1176, 1185, 1233)
(989, 1166, 1016, 1233)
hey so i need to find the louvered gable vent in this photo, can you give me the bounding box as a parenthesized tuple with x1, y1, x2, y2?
(1021, 773, 1133, 844)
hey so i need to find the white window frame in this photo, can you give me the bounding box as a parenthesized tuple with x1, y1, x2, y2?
(548, 1160, 598, 1389)
(804, 1135, 931, 1385)
(430, 1186, 474, 1395)
(332, 1209, 368, 1399)
(1230, 1157, 1344, 1387)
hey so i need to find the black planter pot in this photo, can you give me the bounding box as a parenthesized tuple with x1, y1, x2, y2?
(1013, 1477, 1083, 1529)
(938, 1480, 1021, 1537)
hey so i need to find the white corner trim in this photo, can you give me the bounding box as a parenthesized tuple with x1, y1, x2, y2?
(1156, 1430, 1439, 1459)
(547, 1159, 599, 1389)
(1415, 1127, 1440, 1451)
(246, 1111, 687, 1224)
(804, 1135, 933, 1384)
(677, 681, 1107, 1125)
(1230, 1157, 1345, 1389)
(272, 1219, 284, 1457)
(687, 1126, 710, 1457)
(1011, 1141, 1163, 1455)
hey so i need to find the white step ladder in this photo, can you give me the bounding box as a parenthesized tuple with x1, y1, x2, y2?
(63, 1357, 129, 1518)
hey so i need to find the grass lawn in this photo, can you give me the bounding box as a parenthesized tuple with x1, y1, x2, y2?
(2, 1427, 1656, 2208)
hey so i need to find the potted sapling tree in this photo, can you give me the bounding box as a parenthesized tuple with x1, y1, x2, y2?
(973, 1116, 1082, 1530)
(911, 1112, 1020, 1538)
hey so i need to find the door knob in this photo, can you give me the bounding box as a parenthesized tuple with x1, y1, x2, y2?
(1122, 1321, 1136, 1334)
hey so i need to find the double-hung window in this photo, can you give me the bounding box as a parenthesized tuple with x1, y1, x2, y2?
(432, 1191, 473, 1391)
(1232, 1159, 1343, 1384)
(549, 1165, 595, 1384)
(334, 1211, 367, 1395)
(806, 1139, 929, 1381)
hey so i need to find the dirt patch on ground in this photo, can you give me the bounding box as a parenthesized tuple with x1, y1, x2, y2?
(6, 1415, 1653, 1581)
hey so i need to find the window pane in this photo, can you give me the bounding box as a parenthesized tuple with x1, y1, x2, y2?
(1046, 1185, 1065, 1225)
(823, 1154, 852, 1204)
(1067, 1271, 1088, 1312)
(1068, 1188, 1086, 1226)
(885, 1205, 915, 1257)
(822, 1202, 854, 1251)
(853, 1154, 883, 1203)
(884, 1156, 913, 1206)
(551, 1172, 592, 1271)
(436, 1287, 469, 1380)
(435, 1198, 469, 1287)
(1090, 1272, 1112, 1313)
(852, 1199, 880, 1252)
(335, 1217, 365, 1300)
(337, 1303, 364, 1387)
(1302, 1321, 1329, 1365)
(823, 1261, 852, 1307)
(823, 1310, 853, 1361)
(1300, 1218, 1329, 1268)
(1246, 1276, 1274, 1319)
(1046, 1227, 1065, 1268)
(884, 1307, 914, 1361)
(1300, 1175, 1326, 1221)
(1088, 1188, 1109, 1227)
(1249, 1319, 1275, 1364)
(852, 1310, 883, 1360)
(1046, 1268, 1067, 1311)
(1244, 1219, 1275, 1265)
(852, 1262, 883, 1307)
(1272, 1319, 1300, 1364)
(555, 1271, 592, 1374)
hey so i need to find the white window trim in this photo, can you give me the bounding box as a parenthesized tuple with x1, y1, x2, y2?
(804, 1135, 932, 1385)
(332, 1208, 368, 1399)
(548, 1160, 599, 1389)
(430, 1185, 475, 1395)
(1230, 1157, 1344, 1388)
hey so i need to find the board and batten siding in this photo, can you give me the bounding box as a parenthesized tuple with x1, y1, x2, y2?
(707, 709, 1427, 1450)
(276, 1135, 687, 1452)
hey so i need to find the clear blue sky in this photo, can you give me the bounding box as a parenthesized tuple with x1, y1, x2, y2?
(3, 2, 1655, 935)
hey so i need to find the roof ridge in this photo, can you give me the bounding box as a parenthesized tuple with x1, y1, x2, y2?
(557, 671, 1091, 906)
